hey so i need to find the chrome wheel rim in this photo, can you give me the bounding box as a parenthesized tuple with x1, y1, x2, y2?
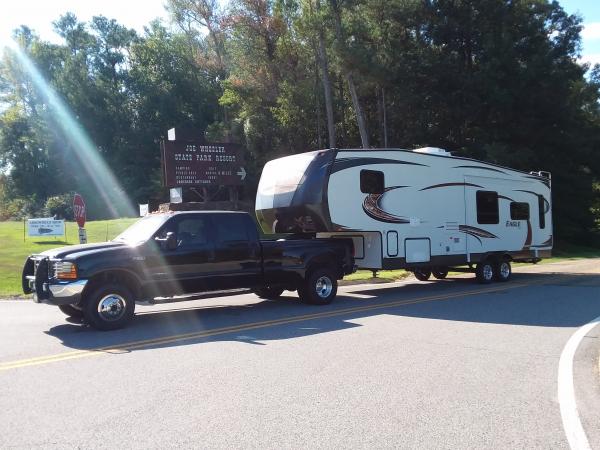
(315, 276, 333, 298)
(483, 265, 493, 281)
(98, 294, 127, 321)
(500, 262, 510, 279)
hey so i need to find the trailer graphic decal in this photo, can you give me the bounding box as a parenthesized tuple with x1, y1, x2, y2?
(420, 182, 483, 191)
(497, 194, 515, 202)
(513, 190, 550, 213)
(522, 221, 532, 249)
(362, 186, 411, 224)
(452, 165, 508, 174)
(331, 157, 427, 174)
(458, 225, 498, 245)
(530, 235, 553, 248)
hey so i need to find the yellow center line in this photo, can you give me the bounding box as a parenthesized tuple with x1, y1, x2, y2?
(0, 281, 535, 372)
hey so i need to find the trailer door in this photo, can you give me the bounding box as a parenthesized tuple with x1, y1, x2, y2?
(464, 176, 504, 259)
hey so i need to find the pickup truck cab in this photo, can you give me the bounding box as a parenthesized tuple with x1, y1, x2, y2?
(22, 211, 355, 330)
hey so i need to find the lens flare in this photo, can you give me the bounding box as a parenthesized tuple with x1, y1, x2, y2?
(5, 40, 135, 218)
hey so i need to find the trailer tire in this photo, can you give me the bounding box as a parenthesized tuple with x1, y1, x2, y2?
(495, 260, 511, 282)
(253, 286, 285, 300)
(58, 304, 83, 318)
(432, 268, 448, 279)
(82, 283, 135, 331)
(298, 268, 337, 305)
(475, 260, 495, 284)
(414, 268, 432, 281)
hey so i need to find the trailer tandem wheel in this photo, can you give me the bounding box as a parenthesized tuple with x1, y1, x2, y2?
(414, 268, 432, 281)
(494, 260, 512, 282)
(432, 268, 448, 279)
(475, 260, 495, 284)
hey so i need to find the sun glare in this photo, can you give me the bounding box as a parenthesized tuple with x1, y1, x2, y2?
(6, 41, 135, 218)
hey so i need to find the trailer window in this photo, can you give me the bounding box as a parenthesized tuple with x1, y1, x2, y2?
(360, 170, 384, 194)
(476, 191, 499, 224)
(510, 202, 530, 220)
(538, 195, 546, 229)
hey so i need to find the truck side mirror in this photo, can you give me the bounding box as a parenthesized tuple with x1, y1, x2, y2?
(155, 232, 177, 251)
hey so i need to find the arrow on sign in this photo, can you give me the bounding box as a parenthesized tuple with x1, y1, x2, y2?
(237, 167, 247, 181)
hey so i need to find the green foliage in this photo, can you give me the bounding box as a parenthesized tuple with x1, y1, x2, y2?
(44, 193, 73, 219)
(0, 1, 599, 242)
(0, 218, 137, 296)
(0, 198, 35, 221)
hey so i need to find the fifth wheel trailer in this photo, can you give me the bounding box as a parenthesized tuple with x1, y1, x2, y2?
(255, 147, 552, 283)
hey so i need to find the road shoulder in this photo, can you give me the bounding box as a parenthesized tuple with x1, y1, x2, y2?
(573, 319, 600, 449)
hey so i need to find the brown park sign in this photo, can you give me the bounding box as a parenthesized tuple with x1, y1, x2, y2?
(161, 141, 246, 188)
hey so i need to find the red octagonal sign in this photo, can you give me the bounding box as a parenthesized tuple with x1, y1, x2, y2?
(73, 193, 86, 228)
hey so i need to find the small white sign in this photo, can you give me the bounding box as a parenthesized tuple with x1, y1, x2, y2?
(170, 187, 183, 203)
(78, 228, 87, 244)
(139, 204, 149, 216)
(27, 219, 65, 237)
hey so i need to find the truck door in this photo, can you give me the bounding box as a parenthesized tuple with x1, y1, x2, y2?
(150, 214, 216, 294)
(211, 214, 262, 289)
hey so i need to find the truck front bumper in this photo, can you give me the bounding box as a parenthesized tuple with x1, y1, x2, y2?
(27, 277, 88, 305)
(23, 256, 87, 306)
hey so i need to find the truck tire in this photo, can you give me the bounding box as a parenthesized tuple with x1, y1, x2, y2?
(414, 268, 432, 281)
(432, 268, 448, 279)
(495, 260, 511, 282)
(253, 286, 285, 300)
(82, 283, 136, 331)
(475, 259, 495, 284)
(299, 268, 338, 305)
(58, 304, 83, 319)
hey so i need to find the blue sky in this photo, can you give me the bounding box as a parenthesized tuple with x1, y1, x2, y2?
(0, 0, 599, 65)
(560, 0, 600, 65)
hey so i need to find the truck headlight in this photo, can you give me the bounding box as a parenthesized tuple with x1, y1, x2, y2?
(55, 262, 78, 280)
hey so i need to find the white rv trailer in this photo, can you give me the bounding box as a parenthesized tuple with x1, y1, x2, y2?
(255, 147, 552, 282)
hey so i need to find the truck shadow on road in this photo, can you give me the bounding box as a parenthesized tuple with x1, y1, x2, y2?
(44, 271, 600, 353)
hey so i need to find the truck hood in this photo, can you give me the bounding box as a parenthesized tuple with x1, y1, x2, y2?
(37, 241, 129, 259)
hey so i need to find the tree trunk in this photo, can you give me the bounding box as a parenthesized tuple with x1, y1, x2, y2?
(317, 31, 336, 149)
(377, 86, 388, 148)
(314, 56, 323, 149)
(315, 0, 336, 149)
(329, 0, 369, 148)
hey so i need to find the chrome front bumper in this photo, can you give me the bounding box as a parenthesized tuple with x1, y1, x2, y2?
(30, 279, 88, 305)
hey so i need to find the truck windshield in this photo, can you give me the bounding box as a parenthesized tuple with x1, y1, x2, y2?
(113, 215, 170, 245)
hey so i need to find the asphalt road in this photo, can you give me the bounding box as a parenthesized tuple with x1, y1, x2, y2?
(1, 259, 599, 449)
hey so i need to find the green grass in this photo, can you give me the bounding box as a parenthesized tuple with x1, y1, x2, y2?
(343, 270, 411, 283)
(0, 218, 137, 296)
(1, 218, 599, 295)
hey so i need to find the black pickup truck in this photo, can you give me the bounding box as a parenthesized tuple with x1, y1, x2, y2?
(22, 211, 355, 330)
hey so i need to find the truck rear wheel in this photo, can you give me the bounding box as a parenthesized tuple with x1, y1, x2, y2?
(253, 286, 285, 300)
(299, 268, 337, 305)
(58, 304, 83, 318)
(82, 283, 135, 331)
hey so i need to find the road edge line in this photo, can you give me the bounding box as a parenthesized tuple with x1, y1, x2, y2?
(558, 315, 600, 450)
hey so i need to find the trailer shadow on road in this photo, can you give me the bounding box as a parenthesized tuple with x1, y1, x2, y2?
(44, 271, 600, 354)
